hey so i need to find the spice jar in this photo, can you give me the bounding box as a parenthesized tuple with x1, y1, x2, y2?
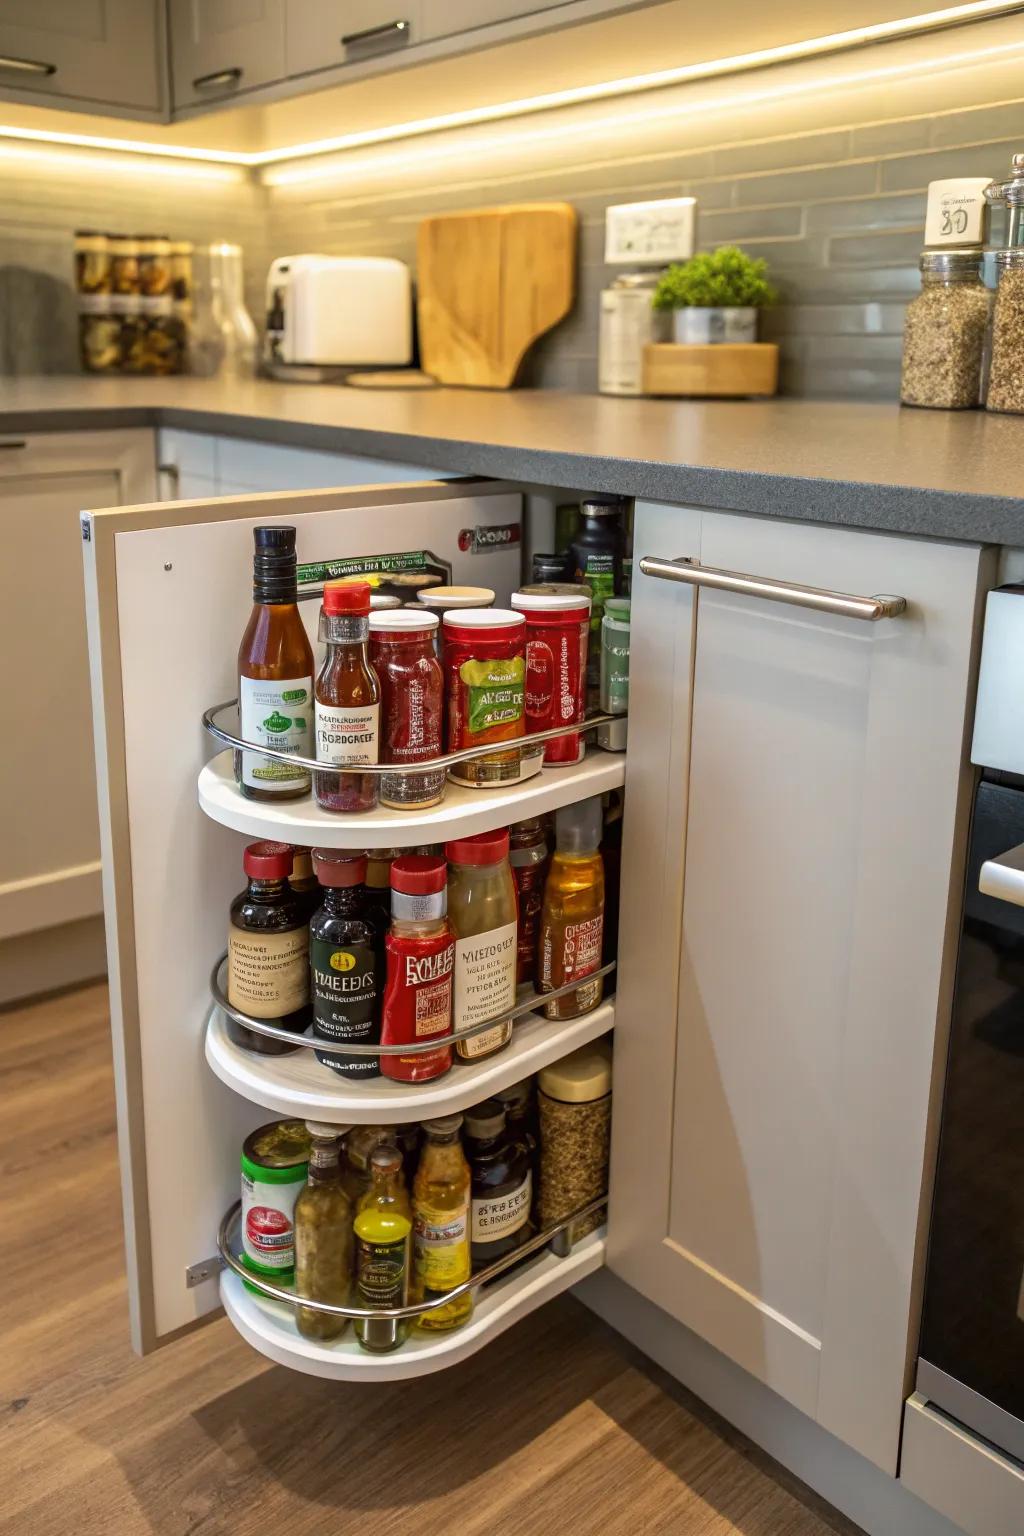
(368, 610, 445, 808)
(987, 249, 1024, 414)
(443, 609, 543, 786)
(537, 1041, 612, 1243)
(511, 590, 591, 765)
(446, 829, 518, 1061)
(900, 250, 990, 410)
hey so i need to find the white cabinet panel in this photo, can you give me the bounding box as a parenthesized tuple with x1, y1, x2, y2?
(0, 0, 161, 111)
(420, 0, 562, 42)
(169, 0, 284, 108)
(285, 0, 422, 77)
(609, 503, 988, 1474)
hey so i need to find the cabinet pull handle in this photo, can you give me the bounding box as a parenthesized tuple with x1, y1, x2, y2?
(192, 66, 242, 91)
(157, 462, 180, 499)
(638, 556, 906, 622)
(0, 55, 55, 76)
(340, 19, 411, 52)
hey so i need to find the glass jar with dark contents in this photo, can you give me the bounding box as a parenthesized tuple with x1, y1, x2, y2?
(227, 841, 311, 1054)
(464, 1098, 533, 1271)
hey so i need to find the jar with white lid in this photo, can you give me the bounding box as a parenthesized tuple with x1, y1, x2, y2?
(511, 589, 591, 765)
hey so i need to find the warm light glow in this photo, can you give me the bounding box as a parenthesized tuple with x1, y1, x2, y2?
(0, 139, 244, 181)
(0, 123, 250, 164)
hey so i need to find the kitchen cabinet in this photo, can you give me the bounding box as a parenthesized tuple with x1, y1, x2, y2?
(285, 0, 422, 78)
(0, 428, 155, 1004)
(420, 0, 569, 43)
(608, 500, 988, 1476)
(0, 0, 162, 112)
(168, 0, 284, 109)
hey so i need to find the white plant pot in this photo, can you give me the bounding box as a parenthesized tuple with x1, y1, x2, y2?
(672, 307, 758, 345)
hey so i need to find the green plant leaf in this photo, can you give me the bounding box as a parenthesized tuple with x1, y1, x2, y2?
(651, 246, 778, 310)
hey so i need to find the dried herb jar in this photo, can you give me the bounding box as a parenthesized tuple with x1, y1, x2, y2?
(537, 1041, 612, 1243)
(900, 250, 990, 410)
(987, 249, 1024, 415)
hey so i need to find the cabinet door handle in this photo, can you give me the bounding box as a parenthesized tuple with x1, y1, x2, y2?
(341, 19, 411, 53)
(192, 67, 242, 91)
(638, 556, 906, 622)
(0, 54, 56, 76)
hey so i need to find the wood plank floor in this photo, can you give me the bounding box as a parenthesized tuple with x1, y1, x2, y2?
(0, 983, 862, 1536)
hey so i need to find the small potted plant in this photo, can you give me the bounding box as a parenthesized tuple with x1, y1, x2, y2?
(652, 246, 777, 345)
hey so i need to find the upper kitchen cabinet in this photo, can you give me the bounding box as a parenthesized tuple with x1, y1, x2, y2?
(169, 0, 285, 110)
(0, 0, 163, 113)
(420, 0, 570, 43)
(284, 0, 423, 78)
(608, 502, 990, 1478)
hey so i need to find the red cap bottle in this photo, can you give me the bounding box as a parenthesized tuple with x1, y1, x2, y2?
(242, 841, 294, 880)
(322, 580, 372, 617)
(444, 829, 510, 866)
(311, 849, 368, 887)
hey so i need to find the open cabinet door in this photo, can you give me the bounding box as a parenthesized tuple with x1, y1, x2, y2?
(83, 478, 531, 1354)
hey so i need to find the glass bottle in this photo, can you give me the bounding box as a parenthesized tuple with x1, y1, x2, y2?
(236, 526, 314, 801)
(293, 1122, 354, 1342)
(987, 248, 1024, 414)
(227, 841, 311, 1053)
(495, 1078, 540, 1186)
(539, 797, 605, 1020)
(354, 1145, 414, 1352)
(411, 1115, 474, 1332)
(288, 846, 320, 923)
(309, 850, 381, 1080)
(380, 856, 456, 1083)
(568, 497, 628, 702)
(341, 1125, 394, 1209)
(368, 610, 445, 808)
(314, 580, 381, 814)
(446, 829, 518, 1061)
(464, 1099, 533, 1272)
(509, 818, 550, 986)
(900, 250, 990, 410)
(206, 240, 258, 380)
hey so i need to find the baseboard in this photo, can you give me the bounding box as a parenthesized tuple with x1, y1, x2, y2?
(575, 1270, 964, 1536)
(0, 915, 107, 1008)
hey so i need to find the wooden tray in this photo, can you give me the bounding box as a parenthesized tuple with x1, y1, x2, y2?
(642, 342, 779, 398)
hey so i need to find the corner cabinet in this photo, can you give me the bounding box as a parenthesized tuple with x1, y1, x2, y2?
(608, 500, 989, 1475)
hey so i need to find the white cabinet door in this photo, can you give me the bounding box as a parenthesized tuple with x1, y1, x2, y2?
(609, 502, 989, 1475)
(0, 429, 155, 996)
(420, 0, 560, 43)
(0, 0, 162, 111)
(169, 0, 284, 109)
(285, 0, 422, 77)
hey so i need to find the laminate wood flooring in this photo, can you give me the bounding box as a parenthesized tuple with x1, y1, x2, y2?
(0, 983, 862, 1536)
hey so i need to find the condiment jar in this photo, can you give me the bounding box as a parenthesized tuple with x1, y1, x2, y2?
(900, 250, 990, 410)
(442, 609, 543, 786)
(537, 1041, 612, 1243)
(987, 248, 1024, 415)
(368, 610, 445, 809)
(416, 585, 496, 616)
(380, 856, 456, 1083)
(598, 596, 631, 752)
(446, 829, 518, 1061)
(227, 841, 311, 1054)
(511, 590, 591, 765)
(294, 1121, 354, 1341)
(464, 1098, 533, 1270)
(240, 1119, 311, 1289)
(509, 818, 550, 985)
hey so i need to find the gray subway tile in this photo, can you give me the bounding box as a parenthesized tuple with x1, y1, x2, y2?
(731, 161, 877, 207)
(930, 103, 1024, 148)
(805, 192, 925, 233)
(699, 205, 804, 241)
(880, 139, 1020, 191)
(851, 117, 932, 157)
(712, 130, 852, 176)
(828, 230, 924, 267)
(761, 302, 906, 338)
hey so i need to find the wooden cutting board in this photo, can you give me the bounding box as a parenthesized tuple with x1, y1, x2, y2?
(417, 203, 577, 389)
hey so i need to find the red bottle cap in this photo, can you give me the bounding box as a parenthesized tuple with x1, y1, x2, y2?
(390, 855, 447, 895)
(312, 850, 368, 887)
(243, 841, 294, 880)
(444, 828, 510, 865)
(323, 580, 371, 616)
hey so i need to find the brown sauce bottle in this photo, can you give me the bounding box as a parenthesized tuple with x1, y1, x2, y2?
(237, 526, 314, 802)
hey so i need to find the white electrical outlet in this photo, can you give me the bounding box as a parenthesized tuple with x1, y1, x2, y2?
(604, 197, 697, 265)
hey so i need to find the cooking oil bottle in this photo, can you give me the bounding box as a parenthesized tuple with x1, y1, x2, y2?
(411, 1115, 474, 1332)
(539, 796, 606, 1020)
(354, 1145, 413, 1353)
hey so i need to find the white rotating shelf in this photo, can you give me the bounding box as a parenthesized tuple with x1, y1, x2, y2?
(198, 746, 625, 847)
(220, 1228, 605, 1382)
(205, 998, 615, 1123)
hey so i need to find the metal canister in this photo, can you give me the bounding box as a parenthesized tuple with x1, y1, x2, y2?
(240, 1120, 311, 1287)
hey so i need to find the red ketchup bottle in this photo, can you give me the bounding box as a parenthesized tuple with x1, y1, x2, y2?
(380, 856, 456, 1083)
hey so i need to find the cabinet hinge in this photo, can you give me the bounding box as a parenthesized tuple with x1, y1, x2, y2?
(185, 1255, 224, 1289)
(80, 515, 91, 542)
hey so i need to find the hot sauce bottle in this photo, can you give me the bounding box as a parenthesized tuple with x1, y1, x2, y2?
(236, 526, 314, 801)
(380, 856, 455, 1084)
(314, 580, 380, 814)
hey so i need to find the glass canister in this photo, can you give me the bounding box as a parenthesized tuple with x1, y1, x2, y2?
(598, 597, 631, 751)
(74, 231, 111, 301)
(511, 590, 591, 765)
(442, 609, 543, 786)
(446, 829, 518, 1062)
(537, 1041, 612, 1243)
(900, 250, 990, 410)
(987, 248, 1024, 414)
(368, 610, 445, 809)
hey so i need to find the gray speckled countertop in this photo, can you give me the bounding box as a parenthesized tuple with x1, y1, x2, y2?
(3, 376, 1023, 544)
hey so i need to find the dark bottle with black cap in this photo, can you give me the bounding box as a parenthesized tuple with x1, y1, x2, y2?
(569, 496, 628, 701)
(464, 1098, 533, 1271)
(236, 525, 315, 801)
(309, 849, 381, 1080)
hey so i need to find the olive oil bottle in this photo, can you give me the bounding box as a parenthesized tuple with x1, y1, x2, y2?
(539, 797, 606, 1020)
(411, 1116, 474, 1332)
(354, 1146, 413, 1353)
(293, 1122, 354, 1342)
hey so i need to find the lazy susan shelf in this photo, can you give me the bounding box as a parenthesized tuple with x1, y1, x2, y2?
(197, 747, 625, 847)
(205, 999, 615, 1123)
(220, 1228, 605, 1382)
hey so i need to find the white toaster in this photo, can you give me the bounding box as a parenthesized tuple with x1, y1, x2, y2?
(265, 254, 412, 367)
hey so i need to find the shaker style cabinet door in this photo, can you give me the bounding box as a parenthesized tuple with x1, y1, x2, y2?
(284, 0, 423, 77)
(0, 0, 162, 112)
(609, 503, 989, 1475)
(169, 0, 285, 110)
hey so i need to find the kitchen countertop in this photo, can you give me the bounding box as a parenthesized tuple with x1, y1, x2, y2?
(3, 376, 1023, 544)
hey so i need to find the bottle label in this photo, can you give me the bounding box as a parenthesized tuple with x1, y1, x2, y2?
(577, 554, 616, 632)
(228, 926, 309, 1020)
(414, 973, 455, 1037)
(239, 675, 312, 791)
(472, 1172, 532, 1243)
(453, 920, 516, 1058)
(564, 913, 603, 979)
(459, 657, 525, 736)
(356, 1234, 410, 1306)
(241, 1170, 302, 1272)
(311, 937, 379, 1078)
(413, 1203, 471, 1290)
(315, 701, 380, 766)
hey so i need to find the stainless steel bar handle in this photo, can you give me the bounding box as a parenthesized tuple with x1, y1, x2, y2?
(193, 66, 242, 90)
(341, 19, 411, 51)
(0, 55, 55, 75)
(638, 556, 906, 622)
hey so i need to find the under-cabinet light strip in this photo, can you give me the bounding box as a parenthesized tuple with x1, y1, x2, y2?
(0, 0, 1019, 174)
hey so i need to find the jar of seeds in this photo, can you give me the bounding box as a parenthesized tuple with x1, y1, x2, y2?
(986, 249, 1024, 414)
(900, 250, 990, 410)
(537, 1041, 611, 1244)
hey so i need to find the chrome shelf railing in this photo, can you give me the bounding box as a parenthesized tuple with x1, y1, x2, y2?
(211, 952, 615, 1055)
